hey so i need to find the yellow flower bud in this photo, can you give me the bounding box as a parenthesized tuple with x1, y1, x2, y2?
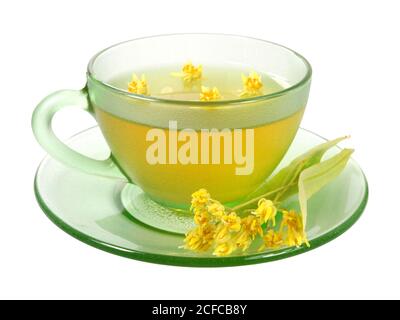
(171, 62, 203, 85)
(200, 86, 221, 101)
(240, 72, 263, 97)
(127, 74, 149, 95)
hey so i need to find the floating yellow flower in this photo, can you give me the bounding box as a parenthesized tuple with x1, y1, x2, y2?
(280, 210, 310, 247)
(213, 241, 236, 257)
(253, 198, 277, 226)
(200, 86, 221, 101)
(184, 224, 215, 252)
(127, 74, 149, 95)
(171, 62, 203, 84)
(259, 230, 284, 251)
(240, 72, 263, 97)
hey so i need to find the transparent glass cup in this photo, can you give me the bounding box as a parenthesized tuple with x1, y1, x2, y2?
(32, 34, 312, 209)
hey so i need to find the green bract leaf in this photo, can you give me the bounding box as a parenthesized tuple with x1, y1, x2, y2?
(245, 136, 349, 203)
(298, 148, 354, 229)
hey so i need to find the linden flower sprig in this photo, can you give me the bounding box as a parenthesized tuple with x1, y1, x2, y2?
(184, 189, 308, 256)
(240, 72, 263, 97)
(127, 74, 149, 95)
(183, 136, 355, 256)
(171, 61, 203, 85)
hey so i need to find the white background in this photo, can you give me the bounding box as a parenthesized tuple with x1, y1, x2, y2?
(1, 0, 399, 300)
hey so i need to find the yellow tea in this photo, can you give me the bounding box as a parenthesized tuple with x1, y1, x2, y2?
(94, 66, 304, 207)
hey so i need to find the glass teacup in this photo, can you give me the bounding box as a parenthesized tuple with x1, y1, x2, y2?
(32, 34, 311, 209)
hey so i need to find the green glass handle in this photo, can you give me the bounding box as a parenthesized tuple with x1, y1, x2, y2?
(32, 89, 125, 180)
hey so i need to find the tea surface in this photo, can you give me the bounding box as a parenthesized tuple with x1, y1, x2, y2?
(108, 65, 286, 101)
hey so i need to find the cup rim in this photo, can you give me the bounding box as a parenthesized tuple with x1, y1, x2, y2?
(87, 33, 312, 107)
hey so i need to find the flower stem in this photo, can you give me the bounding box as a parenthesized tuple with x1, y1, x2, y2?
(228, 182, 297, 212)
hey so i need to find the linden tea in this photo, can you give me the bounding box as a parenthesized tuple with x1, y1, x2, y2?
(94, 65, 305, 207)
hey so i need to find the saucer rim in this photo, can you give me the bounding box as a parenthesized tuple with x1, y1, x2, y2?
(33, 127, 369, 267)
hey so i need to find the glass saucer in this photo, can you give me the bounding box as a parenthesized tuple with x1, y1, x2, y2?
(34, 127, 368, 267)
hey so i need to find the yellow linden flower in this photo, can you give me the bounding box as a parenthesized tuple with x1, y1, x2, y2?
(207, 202, 225, 220)
(191, 188, 211, 210)
(281, 210, 310, 247)
(259, 230, 284, 251)
(235, 215, 262, 251)
(214, 212, 241, 242)
(200, 86, 221, 101)
(193, 209, 209, 226)
(213, 241, 236, 257)
(235, 232, 252, 251)
(171, 61, 203, 84)
(240, 72, 263, 97)
(253, 198, 277, 226)
(127, 74, 149, 95)
(214, 225, 230, 243)
(183, 188, 310, 256)
(221, 212, 241, 232)
(184, 224, 215, 252)
(241, 215, 263, 239)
